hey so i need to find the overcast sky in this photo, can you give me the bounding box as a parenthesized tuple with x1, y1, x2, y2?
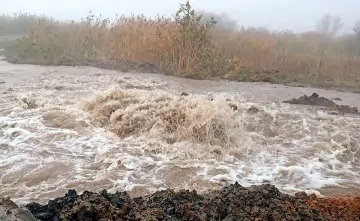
(2, 0, 359, 33)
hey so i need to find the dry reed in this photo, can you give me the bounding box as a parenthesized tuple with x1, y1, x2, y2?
(3, 2, 360, 89)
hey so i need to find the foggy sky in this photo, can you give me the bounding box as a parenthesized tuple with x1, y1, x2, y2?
(2, 0, 360, 33)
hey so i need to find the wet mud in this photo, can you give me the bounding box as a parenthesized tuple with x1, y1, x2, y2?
(1, 183, 360, 221)
(284, 92, 359, 114)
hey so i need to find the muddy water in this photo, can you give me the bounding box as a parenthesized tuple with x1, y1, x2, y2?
(1, 59, 360, 205)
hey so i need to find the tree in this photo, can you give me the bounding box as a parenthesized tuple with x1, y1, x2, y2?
(353, 20, 360, 36)
(196, 11, 238, 31)
(315, 13, 344, 36)
(352, 20, 360, 55)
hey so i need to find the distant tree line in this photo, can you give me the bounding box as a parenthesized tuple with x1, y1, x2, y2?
(196, 11, 238, 31)
(195, 11, 360, 56)
(0, 13, 48, 36)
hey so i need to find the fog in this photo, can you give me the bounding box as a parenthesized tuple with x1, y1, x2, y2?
(2, 0, 360, 33)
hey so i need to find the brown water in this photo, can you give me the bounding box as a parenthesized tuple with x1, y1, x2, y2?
(0, 59, 360, 205)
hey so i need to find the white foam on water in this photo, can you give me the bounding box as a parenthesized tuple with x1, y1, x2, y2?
(0, 64, 360, 205)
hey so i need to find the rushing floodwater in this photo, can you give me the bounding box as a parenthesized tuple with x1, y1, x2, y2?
(0, 59, 360, 205)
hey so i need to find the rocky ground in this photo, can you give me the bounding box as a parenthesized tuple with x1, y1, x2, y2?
(1, 183, 360, 221)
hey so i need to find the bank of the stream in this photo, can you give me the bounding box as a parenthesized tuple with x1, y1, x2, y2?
(0, 183, 359, 221)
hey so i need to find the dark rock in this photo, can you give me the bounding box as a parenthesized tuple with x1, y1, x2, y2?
(180, 92, 189, 96)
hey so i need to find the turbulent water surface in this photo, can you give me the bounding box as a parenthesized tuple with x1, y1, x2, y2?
(1, 59, 360, 205)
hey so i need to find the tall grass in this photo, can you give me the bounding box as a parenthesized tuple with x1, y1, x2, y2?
(4, 2, 360, 89)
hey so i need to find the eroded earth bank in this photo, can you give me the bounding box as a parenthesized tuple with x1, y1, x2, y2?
(0, 59, 360, 220)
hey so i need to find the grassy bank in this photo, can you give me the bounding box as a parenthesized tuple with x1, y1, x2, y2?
(3, 2, 360, 90)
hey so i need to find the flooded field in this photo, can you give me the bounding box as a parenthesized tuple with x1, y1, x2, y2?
(1, 59, 360, 205)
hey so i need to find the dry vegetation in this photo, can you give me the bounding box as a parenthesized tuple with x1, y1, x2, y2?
(3, 2, 360, 90)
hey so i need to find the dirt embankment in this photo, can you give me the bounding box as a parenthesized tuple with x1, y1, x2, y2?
(2, 183, 360, 221)
(4, 56, 165, 75)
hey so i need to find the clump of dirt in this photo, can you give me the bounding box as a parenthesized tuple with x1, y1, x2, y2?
(201, 183, 324, 221)
(284, 92, 359, 114)
(284, 92, 337, 107)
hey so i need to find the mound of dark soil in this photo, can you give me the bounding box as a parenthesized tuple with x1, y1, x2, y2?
(284, 92, 359, 114)
(3, 183, 360, 220)
(19, 183, 333, 221)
